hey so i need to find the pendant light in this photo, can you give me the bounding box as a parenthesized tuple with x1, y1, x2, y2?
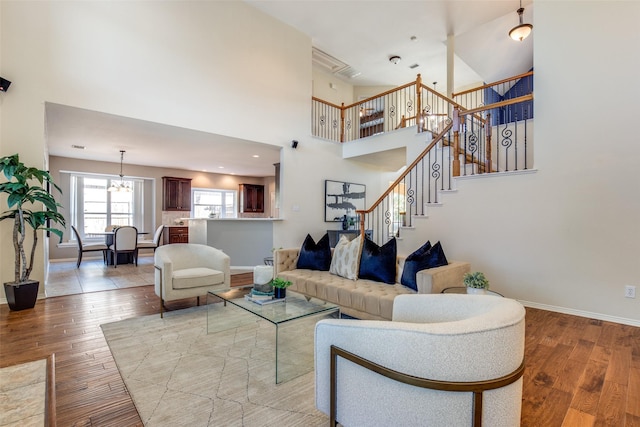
(509, 0, 533, 41)
(108, 150, 132, 192)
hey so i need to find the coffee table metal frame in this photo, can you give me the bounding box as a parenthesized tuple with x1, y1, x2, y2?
(207, 289, 339, 383)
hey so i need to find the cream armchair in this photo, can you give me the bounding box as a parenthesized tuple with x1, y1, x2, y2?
(154, 243, 230, 317)
(315, 294, 526, 427)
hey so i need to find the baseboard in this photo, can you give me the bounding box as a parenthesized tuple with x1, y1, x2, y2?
(518, 300, 640, 327)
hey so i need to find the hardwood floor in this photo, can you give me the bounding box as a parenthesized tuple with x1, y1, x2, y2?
(522, 310, 640, 426)
(1, 286, 638, 426)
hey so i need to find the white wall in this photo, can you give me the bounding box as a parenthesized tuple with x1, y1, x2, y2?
(400, 1, 640, 324)
(312, 66, 354, 106)
(0, 1, 384, 297)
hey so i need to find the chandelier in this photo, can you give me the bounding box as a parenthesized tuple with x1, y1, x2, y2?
(108, 150, 132, 192)
(509, 0, 533, 42)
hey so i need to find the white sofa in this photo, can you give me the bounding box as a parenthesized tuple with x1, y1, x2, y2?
(274, 248, 470, 320)
(315, 294, 526, 426)
(154, 243, 230, 317)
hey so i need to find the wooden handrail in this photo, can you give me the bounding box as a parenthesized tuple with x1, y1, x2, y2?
(343, 80, 418, 110)
(459, 94, 534, 117)
(357, 121, 454, 221)
(311, 96, 342, 109)
(419, 83, 466, 111)
(451, 71, 534, 98)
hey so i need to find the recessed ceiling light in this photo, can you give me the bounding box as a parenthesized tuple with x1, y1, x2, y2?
(252, 154, 260, 158)
(218, 166, 224, 169)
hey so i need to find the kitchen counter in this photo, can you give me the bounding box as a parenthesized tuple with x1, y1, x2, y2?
(188, 218, 277, 268)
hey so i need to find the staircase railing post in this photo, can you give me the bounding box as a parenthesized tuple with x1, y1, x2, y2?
(416, 74, 422, 133)
(485, 112, 492, 173)
(452, 107, 461, 177)
(340, 103, 345, 143)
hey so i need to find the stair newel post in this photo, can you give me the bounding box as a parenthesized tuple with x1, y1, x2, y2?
(485, 112, 492, 174)
(340, 103, 345, 143)
(357, 210, 366, 240)
(416, 74, 422, 133)
(452, 107, 461, 177)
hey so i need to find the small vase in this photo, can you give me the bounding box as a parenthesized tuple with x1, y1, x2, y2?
(274, 287, 287, 299)
(341, 215, 349, 230)
(466, 287, 487, 295)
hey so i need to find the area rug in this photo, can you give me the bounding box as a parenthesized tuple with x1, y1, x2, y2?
(101, 304, 327, 426)
(0, 358, 48, 426)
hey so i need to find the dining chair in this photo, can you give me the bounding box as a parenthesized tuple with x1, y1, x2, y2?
(71, 225, 108, 268)
(137, 225, 165, 252)
(109, 226, 138, 268)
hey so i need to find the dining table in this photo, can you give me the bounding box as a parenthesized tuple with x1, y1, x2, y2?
(88, 230, 149, 265)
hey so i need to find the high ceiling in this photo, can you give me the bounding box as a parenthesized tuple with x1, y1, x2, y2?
(248, 0, 533, 89)
(47, 1, 533, 176)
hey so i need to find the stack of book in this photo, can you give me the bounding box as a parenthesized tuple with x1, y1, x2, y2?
(244, 289, 283, 305)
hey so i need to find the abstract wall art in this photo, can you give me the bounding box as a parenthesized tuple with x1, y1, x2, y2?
(325, 180, 366, 222)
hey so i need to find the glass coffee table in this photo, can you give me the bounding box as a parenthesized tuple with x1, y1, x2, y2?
(207, 289, 339, 383)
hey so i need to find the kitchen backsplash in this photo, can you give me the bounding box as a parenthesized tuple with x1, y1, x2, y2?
(162, 211, 190, 226)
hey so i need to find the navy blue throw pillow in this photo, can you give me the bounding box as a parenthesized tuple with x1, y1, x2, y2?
(358, 237, 397, 284)
(297, 233, 331, 271)
(401, 241, 448, 291)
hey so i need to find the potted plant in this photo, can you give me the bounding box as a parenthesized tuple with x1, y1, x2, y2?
(463, 271, 489, 295)
(270, 277, 292, 299)
(0, 154, 66, 310)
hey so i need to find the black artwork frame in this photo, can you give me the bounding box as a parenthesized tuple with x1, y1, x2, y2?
(324, 180, 366, 222)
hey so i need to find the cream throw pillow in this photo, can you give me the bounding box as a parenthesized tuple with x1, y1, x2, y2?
(329, 235, 362, 280)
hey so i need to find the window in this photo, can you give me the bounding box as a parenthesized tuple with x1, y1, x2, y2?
(70, 174, 145, 240)
(192, 188, 237, 218)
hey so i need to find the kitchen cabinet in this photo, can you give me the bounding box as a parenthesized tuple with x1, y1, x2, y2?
(239, 184, 264, 213)
(163, 177, 192, 211)
(164, 226, 189, 244)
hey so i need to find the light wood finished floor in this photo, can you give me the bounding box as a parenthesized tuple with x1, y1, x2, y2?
(1, 285, 638, 426)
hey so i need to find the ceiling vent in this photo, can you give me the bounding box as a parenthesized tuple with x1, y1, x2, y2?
(335, 66, 361, 79)
(312, 47, 361, 79)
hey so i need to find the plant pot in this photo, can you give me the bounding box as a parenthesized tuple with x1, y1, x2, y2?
(4, 280, 39, 310)
(274, 287, 286, 299)
(466, 287, 487, 295)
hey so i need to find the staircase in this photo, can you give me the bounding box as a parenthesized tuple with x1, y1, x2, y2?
(312, 72, 534, 247)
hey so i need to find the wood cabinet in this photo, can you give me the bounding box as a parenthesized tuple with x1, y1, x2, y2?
(239, 184, 264, 213)
(162, 177, 192, 211)
(163, 226, 189, 244)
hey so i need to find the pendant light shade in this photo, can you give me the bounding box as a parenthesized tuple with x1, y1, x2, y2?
(108, 150, 132, 192)
(509, 2, 533, 41)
